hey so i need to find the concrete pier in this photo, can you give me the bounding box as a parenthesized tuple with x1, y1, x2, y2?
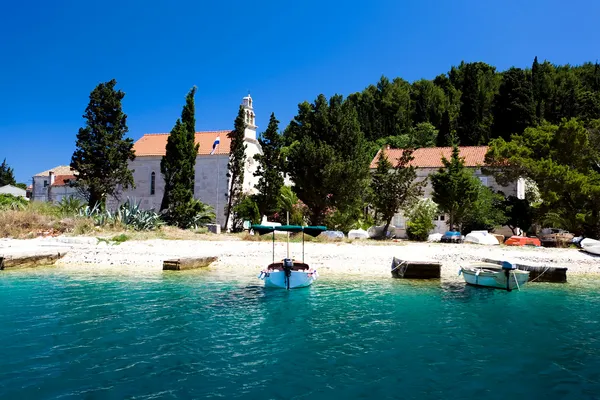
(0, 251, 68, 270)
(163, 256, 218, 271)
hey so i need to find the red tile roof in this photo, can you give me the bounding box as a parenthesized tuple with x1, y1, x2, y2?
(132, 130, 232, 156)
(370, 146, 489, 169)
(51, 175, 77, 187)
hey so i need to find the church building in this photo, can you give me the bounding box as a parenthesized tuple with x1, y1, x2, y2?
(122, 95, 262, 228)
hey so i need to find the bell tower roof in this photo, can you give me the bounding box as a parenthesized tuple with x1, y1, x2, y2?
(241, 93, 257, 139)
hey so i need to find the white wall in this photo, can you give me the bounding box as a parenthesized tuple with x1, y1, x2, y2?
(122, 154, 231, 227)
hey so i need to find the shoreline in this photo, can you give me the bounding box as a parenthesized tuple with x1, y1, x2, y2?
(1, 236, 599, 279)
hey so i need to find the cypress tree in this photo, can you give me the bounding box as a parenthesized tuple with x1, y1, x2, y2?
(370, 148, 422, 238)
(430, 144, 480, 230)
(224, 106, 247, 230)
(491, 68, 535, 140)
(254, 113, 284, 217)
(71, 79, 135, 208)
(0, 159, 16, 186)
(160, 87, 201, 227)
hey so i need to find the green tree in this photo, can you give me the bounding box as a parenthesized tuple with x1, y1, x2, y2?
(71, 79, 135, 208)
(406, 199, 438, 241)
(224, 106, 247, 230)
(411, 79, 446, 128)
(461, 185, 507, 233)
(485, 119, 600, 237)
(430, 144, 480, 230)
(232, 195, 260, 228)
(284, 94, 371, 225)
(502, 195, 535, 235)
(455, 62, 499, 145)
(370, 148, 422, 237)
(492, 67, 535, 140)
(0, 159, 16, 186)
(254, 113, 284, 217)
(409, 122, 438, 148)
(160, 87, 203, 227)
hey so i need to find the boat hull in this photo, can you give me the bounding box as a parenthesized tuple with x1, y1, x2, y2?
(460, 264, 529, 290)
(582, 245, 600, 256)
(259, 270, 317, 289)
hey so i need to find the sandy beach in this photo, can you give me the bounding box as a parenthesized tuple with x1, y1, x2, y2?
(1, 236, 599, 279)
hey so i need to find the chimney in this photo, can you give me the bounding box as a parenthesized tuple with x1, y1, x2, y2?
(386, 145, 391, 150)
(49, 171, 55, 185)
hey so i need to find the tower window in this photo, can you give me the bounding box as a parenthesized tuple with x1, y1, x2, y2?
(150, 172, 156, 195)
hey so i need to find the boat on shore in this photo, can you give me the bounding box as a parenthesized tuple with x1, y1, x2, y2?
(459, 261, 530, 291)
(252, 224, 327, 289)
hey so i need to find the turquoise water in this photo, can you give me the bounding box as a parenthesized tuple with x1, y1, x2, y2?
(1, 269, 600, 399)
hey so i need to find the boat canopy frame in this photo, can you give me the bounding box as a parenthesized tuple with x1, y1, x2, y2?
(250, 225, 327, 263)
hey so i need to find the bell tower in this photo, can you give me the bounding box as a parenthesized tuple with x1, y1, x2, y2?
(242, 94, 257, 140)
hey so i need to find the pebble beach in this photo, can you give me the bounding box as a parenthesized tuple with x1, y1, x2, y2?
(1, 236, 599, 279)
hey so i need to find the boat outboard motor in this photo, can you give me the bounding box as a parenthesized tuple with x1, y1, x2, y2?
(501, 261, 517, 291)
(283, 258, 293, 290)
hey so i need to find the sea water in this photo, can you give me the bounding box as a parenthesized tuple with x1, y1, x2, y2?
(1, 269, 599, 399)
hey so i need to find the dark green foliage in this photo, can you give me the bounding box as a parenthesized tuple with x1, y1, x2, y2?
(0, 159, 16, 186)
(15, 183, 27, 190)
(224, 106, 247, 229)
(348, 76, 412, 142)
(232, 195, 260, 230)
(461, 186, 507, 233)
(406, 199, 438, 241)
(455, 62, 499, 145)
(492, 68, 535, 140)
(70, 79, 135, 208)
(411, 79, 446, 128)
(254, 113, 284, 217)
(284, 94, 371, 225)
(502, 195, 535, 235)
(485, 119, 600, 237)
(430, 144, 480, 230)
(370, 149, 423, 237)
(160, 87, 207, 228)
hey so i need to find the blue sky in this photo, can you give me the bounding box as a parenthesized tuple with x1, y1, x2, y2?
(1, 0, 599, 183)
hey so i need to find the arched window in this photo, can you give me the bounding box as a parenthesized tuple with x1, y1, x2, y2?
(150, 172, 155, 195)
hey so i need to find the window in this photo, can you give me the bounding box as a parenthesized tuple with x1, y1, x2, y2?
(478, 176, 489, 186)
(43, 180, 48, 187)
(150, 172, 155, 195)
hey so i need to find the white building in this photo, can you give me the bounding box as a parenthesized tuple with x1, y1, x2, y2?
(0, 184, 28, 199)
(122, 94, 262, 228)
(31, 165, 81, 203)
(369, 146, 525, 237)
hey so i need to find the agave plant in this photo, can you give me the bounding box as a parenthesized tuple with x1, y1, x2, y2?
(116, 199, 163, 230)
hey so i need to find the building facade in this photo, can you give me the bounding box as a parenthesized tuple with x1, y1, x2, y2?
(370, 146, 525, 237)
(31, 165, 80, 203)
(121, 95, 262, 228)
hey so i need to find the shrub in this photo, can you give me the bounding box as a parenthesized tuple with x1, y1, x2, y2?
(406, 199, 438, 241)
(232, 195, 260, 231)
(57, 197, 86, 216)
(0, 194, 28, 211)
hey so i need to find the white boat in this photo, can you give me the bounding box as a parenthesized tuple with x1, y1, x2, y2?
(464, 231, 500, 245)
(459, 261, 530, 291)
(252, 224, 327, 289)
(580, 238, 600, 255)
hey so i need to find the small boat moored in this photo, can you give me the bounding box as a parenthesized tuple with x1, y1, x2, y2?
(252, 224, 327, 289)
(459, 261, 530, 291)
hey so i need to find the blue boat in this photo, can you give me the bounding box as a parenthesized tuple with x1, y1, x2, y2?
(441, 231, 463, 243)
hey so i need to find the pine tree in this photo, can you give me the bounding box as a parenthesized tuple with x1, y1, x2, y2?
(0, 159, 16, 187)
(71, 79, 135, 208)
(284, 94, 370, 225)
(491, 67, 535, 140)
(430, 144, 480, 230)
(160, 87, 201, 227)
(254, 113, 284, 217)
(224, 106, 247, 230)
(370, 148, 422, 237)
